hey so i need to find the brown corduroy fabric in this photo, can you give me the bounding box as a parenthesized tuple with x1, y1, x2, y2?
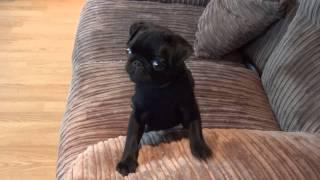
(64, 129, 320, 180)
(128, 0, 210, 6)
(244, 0, 298, 73)
(57, 60, 278, 179)
(72, 0, 204, 66)
(261, 0, 320, 133)
(57, 1, 267, 178)
(194, 0, 287, 58)
(56, 0, 320, 179)
(72, 0, 246, 68)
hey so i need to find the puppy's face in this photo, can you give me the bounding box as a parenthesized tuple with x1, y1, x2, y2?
(126, 22, 193, 85)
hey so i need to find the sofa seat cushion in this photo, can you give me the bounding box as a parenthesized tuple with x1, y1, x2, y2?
(57, 60, 279, 179)
(64, 129, 320, 180)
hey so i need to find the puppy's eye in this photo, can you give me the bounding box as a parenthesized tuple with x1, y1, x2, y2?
(152, 58, 166, 71)
(126, 48, 132, 55)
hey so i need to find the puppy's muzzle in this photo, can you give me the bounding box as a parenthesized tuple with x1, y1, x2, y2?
(132, 60, 143, 69)
(131, 60, 145, 75)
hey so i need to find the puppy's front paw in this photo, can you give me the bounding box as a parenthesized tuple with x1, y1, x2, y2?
(190, 141, 212, 160)
(116, 159, 138, 176)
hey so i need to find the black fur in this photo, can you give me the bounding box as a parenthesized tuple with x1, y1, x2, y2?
(116, 22, 212, 176)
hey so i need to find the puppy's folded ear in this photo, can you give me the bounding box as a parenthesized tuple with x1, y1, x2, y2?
(167, 34, 193, 66)
(128, 21, 151, 44)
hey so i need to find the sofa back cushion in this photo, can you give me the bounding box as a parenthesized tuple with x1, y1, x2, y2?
(194, 0, 287, 58)
(262, 0, 320, 133)
(243, 0, 297, 74)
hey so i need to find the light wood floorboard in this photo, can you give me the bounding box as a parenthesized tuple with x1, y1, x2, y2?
(0, 1, 83, 179)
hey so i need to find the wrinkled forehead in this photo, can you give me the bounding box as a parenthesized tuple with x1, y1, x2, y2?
(128, 30, 169, 58)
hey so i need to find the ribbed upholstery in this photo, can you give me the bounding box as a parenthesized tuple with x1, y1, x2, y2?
(73, 0, 204, 66)
(128, 0, 210, 6)
(188, 53, 245, 67)
(57, 0, 320, 179)
(57, 1, 270, 178)
(194, 0, 287, 58)
(73, 0, 244, 67)
(261, 0, 320, 133)
(64, 129, 320, 180)
(244, 0, 298, 73)
(57, 60, 278, 179)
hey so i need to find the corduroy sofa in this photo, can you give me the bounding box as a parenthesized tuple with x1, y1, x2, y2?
(56, 0, 320, 179)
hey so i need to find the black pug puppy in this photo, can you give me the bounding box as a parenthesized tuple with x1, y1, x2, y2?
(116, 22, 212, 176)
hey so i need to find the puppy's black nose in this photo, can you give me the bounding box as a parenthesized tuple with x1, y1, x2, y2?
(132, 61, 143, 68)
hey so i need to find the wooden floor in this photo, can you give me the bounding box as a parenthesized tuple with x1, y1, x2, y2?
(0, 1, 83, 179)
